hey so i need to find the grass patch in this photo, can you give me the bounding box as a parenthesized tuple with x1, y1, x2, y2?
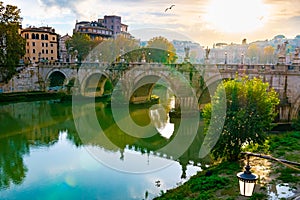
(249, 192, 268, 200)
(275, 168, 300, 183)
(154, 161, 240, 200)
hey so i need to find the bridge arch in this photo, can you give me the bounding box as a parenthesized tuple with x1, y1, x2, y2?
(197, 73, 233, 109)
(129, 70, 178, 104)
(46, 69, 69, 91)
(80, 71, 112, 97)
(291, 95, 300, 119)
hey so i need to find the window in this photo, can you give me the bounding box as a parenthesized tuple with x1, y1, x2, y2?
(27, 42, 29, 46)
(27, 49, 29, 53)
(46, 50, 48, 54)
(51, 50, 53, 54)
(41, 34, 44, 40)
(45, 35, 48, 40)
(50, 44, 53, 47)
(35, 34, 39, 39)
(51, 57, 53, 60)
(42, 49, 44, 54)
(111, 25, 114, 29)
(32, 33, 35, 39)
(42, 43, 44, 47)
(52, 37, 55, 40)
(33, 57, 36, 60)
(32, 42, 35, 46)
(46, 43, 48, 47)
(33, 49, 35, 53)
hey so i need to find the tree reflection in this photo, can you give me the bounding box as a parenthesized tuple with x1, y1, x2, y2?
(0, 98, 212, 190)
(0, 133, 29, 189)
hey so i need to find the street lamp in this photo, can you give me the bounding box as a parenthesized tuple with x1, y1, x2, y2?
(224, 51, 227, 64)
(148, 52, 151, 63)
(237, 152, 300, 197)
(236, 154, 258, 197)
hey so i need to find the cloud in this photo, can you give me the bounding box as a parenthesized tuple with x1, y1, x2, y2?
(39, 0, 80, 16)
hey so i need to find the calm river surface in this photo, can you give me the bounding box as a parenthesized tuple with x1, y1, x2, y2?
(0, 91, 208, 199)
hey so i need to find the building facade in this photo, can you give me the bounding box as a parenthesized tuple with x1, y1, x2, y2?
(74, 15, 131, 40)
(74, 20, 113, 40)
(21, 26, 59, 64)
(58, 34, 71, 62)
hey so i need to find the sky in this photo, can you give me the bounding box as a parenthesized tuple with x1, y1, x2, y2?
(5, 0, 300, 47)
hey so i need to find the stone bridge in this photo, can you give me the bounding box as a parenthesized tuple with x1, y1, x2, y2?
(36, 62, 300, 121)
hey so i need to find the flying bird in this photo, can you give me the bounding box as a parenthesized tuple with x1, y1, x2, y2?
(165, 4, 175, 12)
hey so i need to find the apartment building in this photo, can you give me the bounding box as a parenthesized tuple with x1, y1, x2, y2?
(74, 15, 131, 40)
(21, 26, 59, 64)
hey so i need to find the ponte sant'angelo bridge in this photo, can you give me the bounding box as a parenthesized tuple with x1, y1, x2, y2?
(37, 61, 300, 121)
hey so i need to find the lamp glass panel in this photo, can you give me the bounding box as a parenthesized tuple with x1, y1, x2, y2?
(239, 180, 255, 196)
(239, 180, 245, 195)
(245, 182, 255, 197)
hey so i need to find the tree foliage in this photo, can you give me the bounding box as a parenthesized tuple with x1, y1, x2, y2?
(263, 45, 275, 64)
(246, 43, 261, 64)
(65, 33, 100, 63)
(202, 76, 279, 161)
(90, 35, 140, 63)
(146, 36, 177, 63)
(0, 1, 26, 82)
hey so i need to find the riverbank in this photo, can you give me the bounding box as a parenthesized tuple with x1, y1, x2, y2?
(0, 91, 64, 104)
(154, 131, 300, 200)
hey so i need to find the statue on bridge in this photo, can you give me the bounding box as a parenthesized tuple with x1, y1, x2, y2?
(278, 41, 288, 57)
(292, 47, 300, 65)
(204, 46, 210, 64)
(277, 41, 288, 64)
(184, 47, 190, 63)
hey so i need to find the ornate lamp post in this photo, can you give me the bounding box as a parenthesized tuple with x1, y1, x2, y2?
(237, 154, 258, 197)
(237, 152, 300, 197)
(224, 51, 227, 64)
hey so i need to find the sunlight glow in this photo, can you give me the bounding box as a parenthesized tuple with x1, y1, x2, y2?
(204, 0, 269, 33)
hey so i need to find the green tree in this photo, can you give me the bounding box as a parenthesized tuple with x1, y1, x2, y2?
(203, 77, 279, 161)
(146, 36, 177, 63)
(0, 2, 25, 83)
(65, 33, 97, 63)
(246, 43, 262, 64)
(263, 45, 275, 64)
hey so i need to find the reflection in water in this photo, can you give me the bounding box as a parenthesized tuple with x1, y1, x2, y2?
(0, 96, 209, 199)
(268, 183, 297, 200)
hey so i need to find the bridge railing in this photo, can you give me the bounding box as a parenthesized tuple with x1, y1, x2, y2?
(37, 61, 300, 74)
(214, 64, 300, 73)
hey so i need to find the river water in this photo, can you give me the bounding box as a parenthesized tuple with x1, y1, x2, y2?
(0, 91, 209, 199)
